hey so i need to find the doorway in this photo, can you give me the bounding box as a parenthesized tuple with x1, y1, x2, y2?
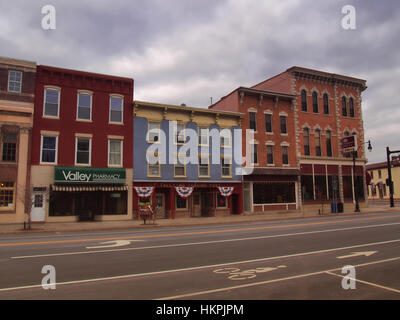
(201, 191, 215, 217)
(31, 191, 46, 222)
(155, 193, 167, 219)
(192, 192, 201, 217)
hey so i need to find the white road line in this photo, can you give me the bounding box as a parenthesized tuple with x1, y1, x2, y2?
(10, 221, 400, 259)
(3, 239, 400, 293)
(325, 271, 400, 295)
(157, 256, 400, 300)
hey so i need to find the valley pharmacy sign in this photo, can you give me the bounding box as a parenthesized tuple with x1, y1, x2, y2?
(55, 167, 126, 184)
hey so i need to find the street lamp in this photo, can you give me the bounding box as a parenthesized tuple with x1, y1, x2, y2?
(354, 139, 372, 212)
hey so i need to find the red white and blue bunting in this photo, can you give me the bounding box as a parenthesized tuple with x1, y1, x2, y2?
(218, 186, 234, 198)
(175, 186, 194, 199)
(134, 186, 154, 198)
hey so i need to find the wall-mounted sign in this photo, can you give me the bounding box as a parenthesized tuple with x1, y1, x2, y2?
(55, 167, 126, 184)
(341, 136, 357, 153)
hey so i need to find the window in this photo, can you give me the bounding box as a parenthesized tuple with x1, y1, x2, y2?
(217, 194, 227, 208)
(349, 97, 355, 117)
(266, 145, 274, 164)
(301, 90, 307, 112)
(312, 92, 319, 113)
(2, 133, 17, 162)
(378, 170, 382, 179)
(147, 122, 160, 143)
(323, 93, 329, 114)
(176, 195, 187, 209)
(174, 153, 186, 177)
(220, 129, 231, 148)
(104, 191, 127, 215)
(280, 116, 287, 134)
(303, 128, 310, 155)
(249, 112, 256, 131)
(75, 137, 91, 165)
(315, 129, 321, 156)
(175, 123, 185, 145)
(34, 194, 43, 208)
(265, 113, 272, 133)
(108, 139, 122, 166)
(77, 92, 92, 121)
(282, 146, 289, 165)
(44, 88, 60, 117)
(199, 154, 210, 177)
(147, 152, 160, 177)
(251, 143, 258, 164)
(0, 182, 15, 210)
(370, 171, 374, 179)
(326, 130, 332, 157)
(342, 96, 347, 116)
(8, 70, 22, 93)
(198, 127, 209, 146)
(109, 96, 123, 123)
(41, 135, 57, 163)
(221, 156, 232, 177)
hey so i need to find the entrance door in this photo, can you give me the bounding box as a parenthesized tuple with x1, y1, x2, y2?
(201, 192, 215, 217)
(192, 192, 201, 217)
(155, 193, 166, 218)
(31, 192, 46, 222)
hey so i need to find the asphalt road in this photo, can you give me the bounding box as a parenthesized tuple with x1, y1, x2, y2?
(1, 211, 400, 300)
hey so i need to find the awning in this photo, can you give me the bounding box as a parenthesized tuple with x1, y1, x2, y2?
(51, 184, 128, 192)
(250, 167, 300, 176)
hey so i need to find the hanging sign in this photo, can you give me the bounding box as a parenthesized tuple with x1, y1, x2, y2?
(218, 186, 234, 197)
(134, 186, 154, 198)
(175, 186, 194, 198)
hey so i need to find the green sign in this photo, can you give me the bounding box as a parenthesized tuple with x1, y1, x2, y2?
(55, 167, 126, 184)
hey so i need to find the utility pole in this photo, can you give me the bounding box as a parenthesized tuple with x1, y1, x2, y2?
(386, 146, 400, 207)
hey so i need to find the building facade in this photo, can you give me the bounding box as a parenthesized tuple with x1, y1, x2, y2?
(211, 66, 368, 212)
(30, 65, 134, 222)
(133, 101, 243, 219)
(366, 161, 400, 202)
(0, 57, 36, 224)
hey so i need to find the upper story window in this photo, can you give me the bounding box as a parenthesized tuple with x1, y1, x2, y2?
(342, 96, 347, 117)
(174, 153, 186, 177)
(75, 136, 91, 165)
(251, 143, 258, 165)
(323, 93, 329, 115)
(44, 87, 60, 118)
(315, 129, 322, 156)
(198, 154, 210, 177)
(326, 130, 333, 157)
(220, 129, 232, 148)
(147, 151, 160, 177)
(198, 127, 209, 146)
(147, 122, 160, 143)
(266, 145, 274, 165)
(8, 70, 22, 93)
(301, 89, 307, 112)
(349, 97, 355, 118)
(40, 135, 58, 164)
(312, 92, 319, 113)
(280, 115, 287, 134)
(77, 92, 92, 121)
(249, 112, 256, 131)
(175, 123, 185, 145)
(303, 128, 310, 156)
(108, 139, 123, 167)
(282, 145, 289, 165)
(109, 95, 123, 123)
(265, 113, 272, 133)
(221, 156, 232, 178)
(1, 133, 17, 162)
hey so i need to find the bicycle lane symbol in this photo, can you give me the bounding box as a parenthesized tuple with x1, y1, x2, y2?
(213, 265, 287, 281)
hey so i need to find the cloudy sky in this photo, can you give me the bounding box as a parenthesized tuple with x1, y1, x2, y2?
(1, 0, 399, 163)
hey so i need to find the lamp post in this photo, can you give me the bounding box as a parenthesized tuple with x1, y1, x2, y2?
(353, 140, 372, 212)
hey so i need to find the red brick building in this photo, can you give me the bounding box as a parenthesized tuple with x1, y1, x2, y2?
(30, 65, 134, 222)
(211, 67, 368, 212)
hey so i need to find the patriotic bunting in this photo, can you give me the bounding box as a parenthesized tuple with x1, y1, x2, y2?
(218, 186, 234, 197)
(134, 186, 154, 198)
(175, 186, 194, 198)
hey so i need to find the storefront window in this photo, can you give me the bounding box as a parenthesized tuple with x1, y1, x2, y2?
(104, 192, 127, 214)
(314, 175, 327, 200)
(176, 195, 187, 209)
(343, 176, 353, 200)
(49, 192, 74, 216)
(253, 183, 295, 204)
(0, 182, 15, 209)
(301, 175, 314, 201)
(217, 194, 227, 208)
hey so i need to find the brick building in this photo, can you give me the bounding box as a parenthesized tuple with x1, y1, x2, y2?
(0, 57, 36, 224)
(30, 65, 134, 222)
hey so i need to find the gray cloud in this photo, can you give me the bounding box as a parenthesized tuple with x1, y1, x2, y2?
(0, 0, 398, 163)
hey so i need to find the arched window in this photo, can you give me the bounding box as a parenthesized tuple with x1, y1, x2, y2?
(326, 130, 332, 157)
(303, 128, 310, 155)
(323, 93, 329, 115)
(301, 90, 307, 112)
(342, 96, 347, 117)
(349, 97, 355, 117)
(315, 129, 321, 156)
(312, 92, 319, 113)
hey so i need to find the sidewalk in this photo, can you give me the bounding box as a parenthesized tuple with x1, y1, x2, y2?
(0, 205, 398, 235)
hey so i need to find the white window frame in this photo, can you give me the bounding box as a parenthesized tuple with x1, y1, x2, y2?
(109, 95, 124, 124)
(8, 70, 22, 93)
(198, 127, 209, 147)
(76, 91, 93, 121)
(43, 87, 61, 118)
(75, 136, 92, 166)
(40, 134, 58, 164)
(108, 139, 123, 167)
(198, 153, 210, 178)
(147, 121, 161, 144)
(147, 151, 161, 177)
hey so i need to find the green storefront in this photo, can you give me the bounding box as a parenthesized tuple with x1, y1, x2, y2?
(50, 167, 128, 220)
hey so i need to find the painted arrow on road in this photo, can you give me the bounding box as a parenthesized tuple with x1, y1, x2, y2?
(337, 251, 377, 259)
(86, 240, 143, 249)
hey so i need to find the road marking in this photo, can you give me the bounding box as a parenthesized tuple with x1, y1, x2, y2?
(157, 256, 400, 300)
(3, 240, 400, 293)
(86, 239, 144, 249)
(325, 271, 400, 294)
(337, 251, 377, 259)
(11, 222, 400, 259)
(214, 265, 287, 281)
(2, 214, 400, 247)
